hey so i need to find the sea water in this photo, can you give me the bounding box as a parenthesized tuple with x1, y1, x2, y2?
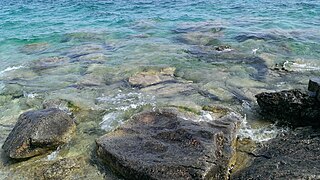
(0, 0, 319, 179)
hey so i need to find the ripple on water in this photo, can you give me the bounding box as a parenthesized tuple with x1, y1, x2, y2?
(97, 91, 157, 131)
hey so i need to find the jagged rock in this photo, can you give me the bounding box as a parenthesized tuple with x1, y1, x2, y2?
(128, 67, 176, 88)
(232, 127, 320, 179)
(96, 109, 241, 180)
(2, 108, 76, 159)
(255, 89, 320, 127)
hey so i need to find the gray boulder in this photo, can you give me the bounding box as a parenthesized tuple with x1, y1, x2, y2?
(96, 109, 241, 180)
(232, 127, 320, 179)
(2, 108, 76, 159)
(255, 89, 320, 127)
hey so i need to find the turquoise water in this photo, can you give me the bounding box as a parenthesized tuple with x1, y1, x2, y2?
(0, 0, 320, 179)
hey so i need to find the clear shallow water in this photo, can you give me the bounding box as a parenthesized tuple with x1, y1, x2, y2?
(0, 0, 320, 179)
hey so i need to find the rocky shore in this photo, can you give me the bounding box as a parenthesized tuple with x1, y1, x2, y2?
(1, 79, 320, 179)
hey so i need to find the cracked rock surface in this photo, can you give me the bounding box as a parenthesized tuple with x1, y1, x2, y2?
(232, 127, 320, 179)
(96, 108, 241, 180)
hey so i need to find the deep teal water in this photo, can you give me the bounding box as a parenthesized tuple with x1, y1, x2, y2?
(0, 0, 319, 67)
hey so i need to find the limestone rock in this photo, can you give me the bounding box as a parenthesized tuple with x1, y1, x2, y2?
(96, 109, 241, 179)
(128, 67, 176, 88)
(2, 108, 76, 159)
(232, 127, 320, 179)
(255, 89, 320, 127)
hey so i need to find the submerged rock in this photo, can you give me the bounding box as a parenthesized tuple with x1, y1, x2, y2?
(2, 108, 76, 159)
(64, 44, 105, 61)
(176, 32, 222, 46)
(128, 67, 176, 88)
(234, 32, 286, 42)
(96, 109, 241, 179)
(42, 157, 83, 180)
(233, 127, 320, 179)
(31, 56, 70, 71)
(61, 32, 105, 43)
(256, 89, 320, 127)
(19, 42, 49, 55)
(186, 49, 268, 80)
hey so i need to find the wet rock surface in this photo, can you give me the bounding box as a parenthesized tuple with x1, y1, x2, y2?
(96, 109, 241, 180)
(41, 157, 83, 180)
(2, 108, 76, 159)
(256, 89, 320, 127)
(232, 127, 320, 179)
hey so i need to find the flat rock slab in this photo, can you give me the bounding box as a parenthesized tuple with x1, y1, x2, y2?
(255, 89, 320, 127)
(96, 109, 241, 180)
(2, 108, 76, 159)
(233, 127, 320, 179)
(128, 67, 176, 88)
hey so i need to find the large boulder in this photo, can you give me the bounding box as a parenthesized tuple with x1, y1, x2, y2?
(232, 127, 320, 179)
(96, 109, 241, 179)
(2, 108, 76, 159)
(255, 89, 320, 127)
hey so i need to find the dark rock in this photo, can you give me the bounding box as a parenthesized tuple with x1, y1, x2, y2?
(308, 77, 320, 99)
(2, 108, 76, 159)
(308, 77, 320, 92)
(214, 45, 232, 52)
(232, 127, 320, 179)
(255, 89, 320, 127)
(96, 109, 241, 180)
(271, 62, 290, 73)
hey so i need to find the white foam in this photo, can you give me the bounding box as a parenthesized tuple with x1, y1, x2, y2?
(100, 112, 123, 131)
(0, 65, 24, 76)
(23, 92, 39, 99)
(284, 60, 320, 71)
(96, 92, 156, 111)
(47, 148, 60, 161)
(252, 48, 259, 54)
(238, 115, 287, 142)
